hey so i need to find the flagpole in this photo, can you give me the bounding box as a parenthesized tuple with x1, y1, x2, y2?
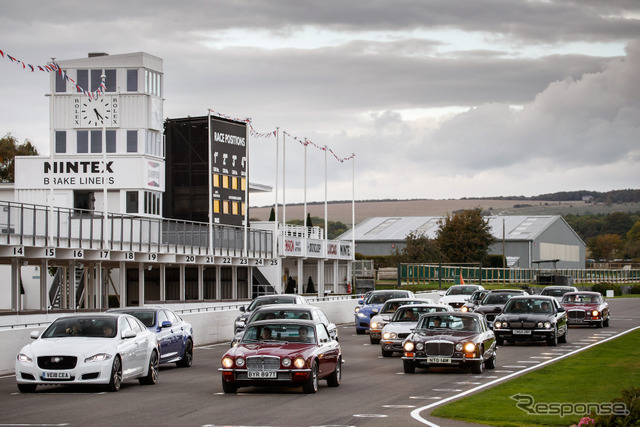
(207, 109, 213, 254)
(274, 127, 279, 257)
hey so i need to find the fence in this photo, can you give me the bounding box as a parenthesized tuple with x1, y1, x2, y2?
(399, 263, 640, 285)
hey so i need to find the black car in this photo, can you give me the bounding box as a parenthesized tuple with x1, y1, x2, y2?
(401, 312, 497, 374)
(473, 289, 528, 327)
(492, 296, 568, 346)
(460, 289, 490, 312)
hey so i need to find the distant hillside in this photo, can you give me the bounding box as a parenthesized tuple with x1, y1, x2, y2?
(249, 189, 640, 224)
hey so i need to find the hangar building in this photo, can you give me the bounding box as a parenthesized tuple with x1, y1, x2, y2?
(339, 215, 586, 269)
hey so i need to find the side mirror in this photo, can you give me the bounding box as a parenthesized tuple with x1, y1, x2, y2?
(239, 306, 246, 312)
(358, 299, 364, 305)
(372, 308, 379, 314)
(494, 307, 502, 313)
(122, 330, 137, 339)
(557, 307, 566, 313)
(30, 331, 40, 339)
(161, 320, 172, 328)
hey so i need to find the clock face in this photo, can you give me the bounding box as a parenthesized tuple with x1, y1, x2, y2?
(75, 95, 119, 128)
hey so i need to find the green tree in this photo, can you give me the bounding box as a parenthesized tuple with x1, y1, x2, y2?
(305, 213, 313, 228)
(436, 208, 495, 263)
(587, 234, 623, 261)
(0, 133, 39, 182)
(601, 212, 635, 237)
(268, 207, 275, 221)
(625, 220, 640, 260)
(395, 232, 442, 264)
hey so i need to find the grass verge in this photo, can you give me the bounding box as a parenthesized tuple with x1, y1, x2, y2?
(431, 329, 640, 426)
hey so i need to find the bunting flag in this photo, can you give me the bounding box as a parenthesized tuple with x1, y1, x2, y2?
(1, 48, 106, 99)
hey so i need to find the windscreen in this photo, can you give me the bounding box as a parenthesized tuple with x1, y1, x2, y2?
(417, 314, 480, 332)
(242, 323, 316, 344)
(42, 317, 118, 338)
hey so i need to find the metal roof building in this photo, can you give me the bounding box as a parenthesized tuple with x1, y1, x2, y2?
(338, 215, 586, 269)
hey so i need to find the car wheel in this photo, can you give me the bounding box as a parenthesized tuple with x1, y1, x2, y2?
(17, 383, 37, 393)
(326, 358, 341, 387)
(485, 351, 497, 369)
(496, 337, 504, 346)
(471, 349, 484, 374)
(107, 356, 122, 392)
(139, 350, 159, 385)
(176, 339, 193, 368)
(222, 378, 238, 393)
(559, 326, 568, 344)
(370, 336, 380, 345)
(381, 349, 393, 357)
(403, 359, 415, 374)
(604, 317, 610, 327)
(356, 328, 364, 335)
(303, 361, 319, 394)
(547, 328, 558, 347)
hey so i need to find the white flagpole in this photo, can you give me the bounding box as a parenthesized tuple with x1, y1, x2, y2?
(282, 132, 286, 229)
(324, 146, 328, 256)
(274, 128, 279, 256)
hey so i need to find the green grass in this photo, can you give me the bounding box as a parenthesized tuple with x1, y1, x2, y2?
(431, 329, 640, 426)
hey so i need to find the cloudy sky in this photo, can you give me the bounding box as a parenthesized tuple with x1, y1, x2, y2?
(1, 0, 639, 207)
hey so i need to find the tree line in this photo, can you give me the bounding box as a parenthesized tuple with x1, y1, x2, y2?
(564, 212, 640, 261)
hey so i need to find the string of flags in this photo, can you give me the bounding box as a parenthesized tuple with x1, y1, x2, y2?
(1, 48, 105, 98)
(209, 109, 355, 163)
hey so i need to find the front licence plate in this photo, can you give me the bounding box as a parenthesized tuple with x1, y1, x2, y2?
(43, 371, 70, 379)
(513, 329, 532, 335)
(427, 357, 451, 364)
(248, 371, 277, 379)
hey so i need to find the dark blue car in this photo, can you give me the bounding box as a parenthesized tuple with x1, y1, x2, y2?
(108, 307, 194, 367)
(354, 290, 415, 335)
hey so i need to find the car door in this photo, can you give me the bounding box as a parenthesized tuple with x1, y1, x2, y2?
(315, 324, 339, 377)
(155, 309, 176, 362)
(164, 309, 185, 359)
(128, 317, 150, 375)
(553, 300, 568, 335)
(117, 317, 141, 379)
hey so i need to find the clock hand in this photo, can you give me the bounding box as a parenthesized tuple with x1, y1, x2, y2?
(94, 108, 103, 120)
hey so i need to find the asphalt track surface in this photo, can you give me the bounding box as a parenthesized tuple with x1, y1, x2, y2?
(1, 298, 639, 427)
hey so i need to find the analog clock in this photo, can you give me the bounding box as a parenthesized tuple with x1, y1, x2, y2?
(74, 95, 119, 128)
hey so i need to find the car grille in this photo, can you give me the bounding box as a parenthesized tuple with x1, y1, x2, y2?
(449, 302, 465, 309)
(425, 341, 454, 357)
(568, 310, 585, 320)
(486, 314, 496, 322)
(246, 356, 280, 371)
(37, 356, 77, 370)
(398, 333, 410, 339)
(508, 321, 536, 329)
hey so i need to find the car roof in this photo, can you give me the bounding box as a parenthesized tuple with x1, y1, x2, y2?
(252, 304, 316, 312)
(488, 289, 526, 293)
(108, 307, 161, 312)
(247, 319, 318, 327)
(511, 295, 556, 301)
(542, 286, 577, 290)
(419, 311, 483, 319)
(397, 303, 449, 309)
(56, 313, 125, 320)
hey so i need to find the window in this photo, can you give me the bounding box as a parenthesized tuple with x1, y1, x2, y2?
(91, 69, 102, 92)
(213, 199, 220, 213)
(144, 191, 162, 216)
(232, 202, 238, 215)
(76, 70, 88, 93)
(146, 130, 162, 156)
(55, 131, 66, 153)
(77, 131, 88, 153)
(127, 130, 138, 153)
(241, 203, 245, 216)
(106, 130, 116, 153)
(127, 69, 138, 92)
(105, 69, 116, 92)
(223, 201, 229, 214)
(213, 174, 220, 187)
(126, 191, 138, 213)
(55, 70, 66, 93)
(77, 69, 116, 93)
(90, 130, 102, 153)
(241, 177, 246, 191)
(232, 177, 238, 190)
(144, 69, 162, 96)
(222, 175, 229, 189)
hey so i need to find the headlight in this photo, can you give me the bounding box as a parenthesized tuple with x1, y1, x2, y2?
(382, 332, 391, 339)
(17, 353, 32, 363)
(592, 310, 599, 317)
(461, 307, 468, 312)
(235, 357, 245, 367)
(357, 312, 367, 318)
(544, 322, 552, 329)
(282, 357, 292, 367)
(494, 321, 502, 329)
(537, 322, 543, 328)
(455, 343, 463, 351)
(355, 307, 361, 313)
(222, 357, 234, 368)
(415, 342, 424, 351)
(463, 342, 476, 353)
(235, 319, 245, 327)
(85, 353, 112, 363)
(293, 357, 306, 369)
(404, 342, 415, 352)
(370, 322, 378, 329)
